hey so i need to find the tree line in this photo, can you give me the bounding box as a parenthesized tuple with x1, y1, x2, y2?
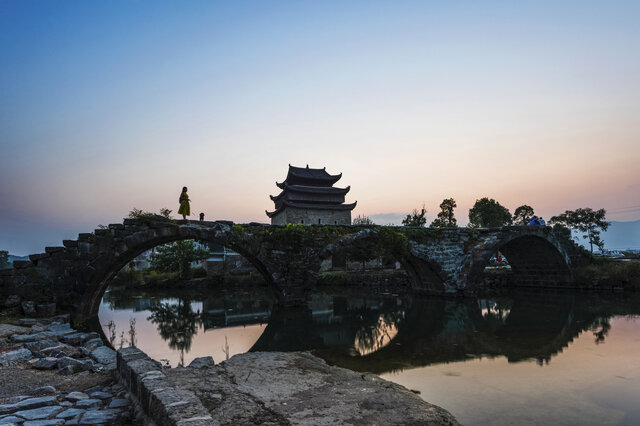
(355, 198, 610, 253)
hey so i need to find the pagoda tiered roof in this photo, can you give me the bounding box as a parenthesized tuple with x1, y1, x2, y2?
(267, 165, 356, 219)
(276, 165, 342, 189)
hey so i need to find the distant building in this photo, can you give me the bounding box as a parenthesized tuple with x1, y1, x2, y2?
(266, 165, 357, 225)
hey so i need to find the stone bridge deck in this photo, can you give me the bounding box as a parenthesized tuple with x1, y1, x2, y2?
(0, 218, 587, 326)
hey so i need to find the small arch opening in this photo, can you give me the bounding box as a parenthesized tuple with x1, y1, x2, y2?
(477, 236, 571, 288)
(96, 237, 276, 367)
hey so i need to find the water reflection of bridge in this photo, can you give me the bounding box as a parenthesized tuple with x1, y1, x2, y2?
(201, 296, 271, 330)
(251, 292, 640, 374)
(102, 286, 640, 375)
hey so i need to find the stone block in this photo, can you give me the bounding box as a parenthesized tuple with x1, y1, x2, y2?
(29, 357, 58, 370)
(61, 333, 87, 345)
(23, 419, 66, 425)
(36, 303, 56, 316)
(64, 392, 89, 402)
(74, 399, 102, 409)
(88, 391, 112, 400)
(13, 260, 32, 269)
(108, 398, 130, 409)
(44, 247, 64, 254)
(187, 356, 214, 369)
(90, 346, 116, 367)
(13, 405, 63, 420)
(0, 415, 25, 424)
(29, 253, 50, 263)
(12, 333, 49, 344)
(61, 247, 79, 259)
(62, 240, 78, 248)
(113, 229, 131, 238)
(82, 332, 100, 343)
(21, 301, 37, 315)
(0, 348, 32, 362)
(0, 396, 57, 415)
(77, 242, 91, 254)
(117, 347, 148, 363)
(24, 339, 58, 352)
(93, 229, 109, 237)
(31, 386, 57, 396)
(55, 408, 86, 419)
(4, 294, 21, 307)
(38, 343, 79, 358)
(83, 338, 103, 351)
(77, 233, 92, 242)
(0, 323, 31, 338)
(56, 357, 93, 374)
(78, 409, 119, 424)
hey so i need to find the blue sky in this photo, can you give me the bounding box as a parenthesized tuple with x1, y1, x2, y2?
(1, 1, 639, 254)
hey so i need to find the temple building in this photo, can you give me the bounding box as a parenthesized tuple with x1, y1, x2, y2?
(266, 165, 357, 225)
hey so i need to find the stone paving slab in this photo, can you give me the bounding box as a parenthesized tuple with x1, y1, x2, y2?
(118, 347, 459, 425)
(0, 324, 31, 338)
(0, 315, 137, 425)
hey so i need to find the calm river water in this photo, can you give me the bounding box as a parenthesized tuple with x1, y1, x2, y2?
(99, 285, 640, 425)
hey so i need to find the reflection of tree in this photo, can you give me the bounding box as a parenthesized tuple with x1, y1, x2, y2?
(478, 298, 513, 331)
(591, 317, 611, 344)
(352, 309, 405, 356)
(147, 298, 202, 366)
(354, 314, 401, 356)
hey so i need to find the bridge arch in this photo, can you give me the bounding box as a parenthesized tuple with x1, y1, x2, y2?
(77, 222, 276, 326)
(322, 228, 446, 294)
(464, 227, 573, 290)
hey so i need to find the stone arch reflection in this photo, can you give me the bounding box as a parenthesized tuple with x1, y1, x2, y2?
(147, 297, 202, 366)
(264, 291, 640, 375)
(99, 286, 275, 367)
(478, 298, 513, 330)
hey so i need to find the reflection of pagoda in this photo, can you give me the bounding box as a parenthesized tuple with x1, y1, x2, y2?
(266, 165, 357, 225)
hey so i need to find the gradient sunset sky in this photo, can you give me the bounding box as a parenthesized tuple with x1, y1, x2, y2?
(1, 1, 639, 255)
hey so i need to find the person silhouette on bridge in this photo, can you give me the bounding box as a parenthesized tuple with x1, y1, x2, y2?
(178, 187, 191, 220)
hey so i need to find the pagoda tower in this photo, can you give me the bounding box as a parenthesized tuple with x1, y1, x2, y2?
(266, 165, 357, 225)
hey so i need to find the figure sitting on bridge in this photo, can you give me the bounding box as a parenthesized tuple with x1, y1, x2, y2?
(199, 212, 205, 222)
(538, 217, 546, 226)
(528, 216, 539, 226)
(178, 187, 191, 220)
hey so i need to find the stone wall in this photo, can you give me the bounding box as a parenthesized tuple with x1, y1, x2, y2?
(271, 207, 351, 225)
(115, 347, 212, 426)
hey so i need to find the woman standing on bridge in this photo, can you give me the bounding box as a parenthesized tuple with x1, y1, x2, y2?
(178, 187, 191, 220)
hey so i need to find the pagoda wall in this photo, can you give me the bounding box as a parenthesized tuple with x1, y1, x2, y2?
(270, 207, 351, 226)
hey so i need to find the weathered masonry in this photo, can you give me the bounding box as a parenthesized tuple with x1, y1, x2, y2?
(0, 219, 588, 326)
(267, 164, 357, 225)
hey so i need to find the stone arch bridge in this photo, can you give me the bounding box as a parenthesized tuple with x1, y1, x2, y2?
(0, 218, 586, 326)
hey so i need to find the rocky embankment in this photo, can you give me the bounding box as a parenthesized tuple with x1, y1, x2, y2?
(0, 318, 135, 425)
(118, 348, 460, 425)
(2, 317, 459, 425)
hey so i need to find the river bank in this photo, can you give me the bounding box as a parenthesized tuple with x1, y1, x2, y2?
(0, 316, 139, 425)
(1, 314, 460, 425)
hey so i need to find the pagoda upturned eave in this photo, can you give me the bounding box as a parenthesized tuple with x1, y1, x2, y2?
(265, 200, 357, 218)
(270, 184, 351, 202)
(276, 165, 343, 189)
